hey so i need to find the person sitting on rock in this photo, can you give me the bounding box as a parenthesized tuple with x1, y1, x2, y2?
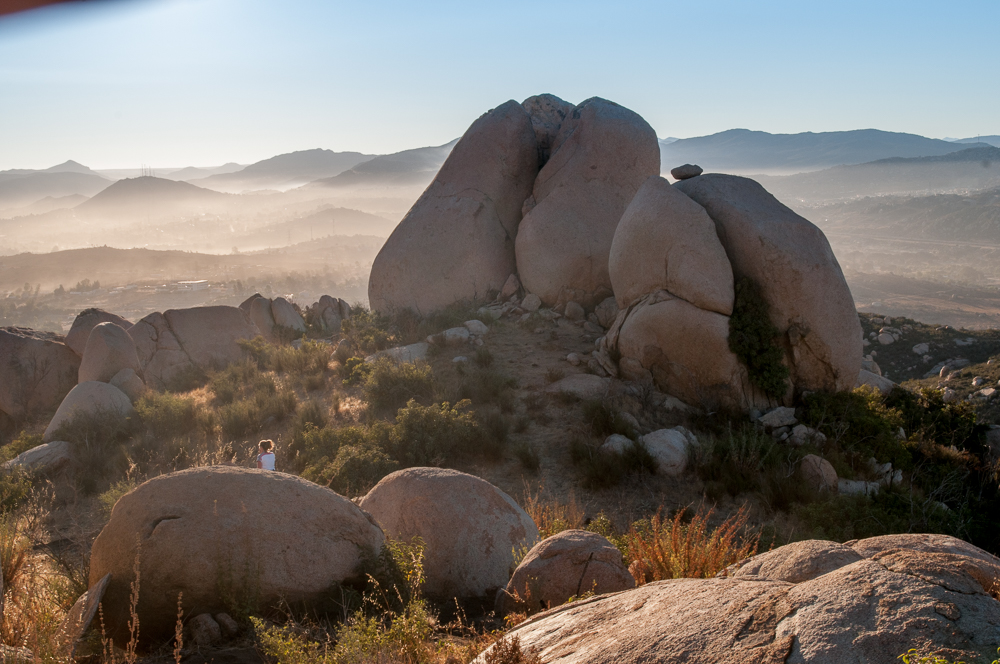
(256, 439, 276, 470)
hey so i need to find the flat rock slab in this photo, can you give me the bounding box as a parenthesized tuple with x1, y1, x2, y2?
(545, 374, 611, 401)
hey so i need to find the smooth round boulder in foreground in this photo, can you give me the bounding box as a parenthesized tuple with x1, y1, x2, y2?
(90, 467, 384, 646)
(360, 467, 539, 599)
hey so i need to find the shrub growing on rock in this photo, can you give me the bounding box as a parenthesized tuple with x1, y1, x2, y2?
(363, 358, 435, 414)
(728, 276, 789, 400)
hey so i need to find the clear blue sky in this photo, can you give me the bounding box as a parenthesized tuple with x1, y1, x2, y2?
(1, 0, 997, 170)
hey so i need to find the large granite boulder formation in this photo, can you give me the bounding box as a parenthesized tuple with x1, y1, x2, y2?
(0, 327, 80, 422)
(359, 467, 538, 599)
(43, 381, 134, 441)
(474, 537, 1000, 664)
(65, 308, 132, 356)
(674, 174, 862, 393)
(368, 100, 539, 314)
(128, 306, 260, 389)
(90, 467, 384, 646)
(78, 322, 142, 384)
(515, 97, 661, 308)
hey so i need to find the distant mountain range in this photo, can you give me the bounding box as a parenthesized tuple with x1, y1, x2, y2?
(755, 146, 1000, 204)
(660, 129, 990, 175)
(189, 149, 375, 193)
(0, 169, 110, 213)
(75, 176, 230, 218)
(950, 136, 1000, 147)
(306, 140, 458, 190)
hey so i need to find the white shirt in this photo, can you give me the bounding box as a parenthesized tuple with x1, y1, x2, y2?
(258, 452, 275, 470)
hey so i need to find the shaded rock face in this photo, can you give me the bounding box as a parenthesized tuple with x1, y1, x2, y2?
(521, 94, 575, 167)
(369, 100, 539, 315)
(675, 174, 862, 394)
(78, 322, 142, 384)
(497, 530, 634, 616)
(128, 306, 260, 389)
(0, 327, 80, 421)
(90, 467, 384, 647)
(515, 97, 661, 308)
(65, 308, 132, 356)
(360, 467, 538, 599)
(313, 295, 351, 335)
(476, 539, 1000, 664)
(43, 381, 134, 442)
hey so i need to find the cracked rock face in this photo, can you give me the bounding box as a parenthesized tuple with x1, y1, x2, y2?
(360, 467, 539, 599)
(128, 306, 260, 389)
(368, 100, 539, 315)
(90, 466, 384, 647)
(497, 529, 634, 617)
(0, 326, 79, 421)
(515, 97, 661, 308)
(65, 308, 132, 357)
(675, 174, 862, 393)
(476, 538, 1000, 664)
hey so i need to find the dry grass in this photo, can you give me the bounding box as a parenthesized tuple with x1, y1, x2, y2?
(521, 486, 585, 540)
(625, 505, 759, 584)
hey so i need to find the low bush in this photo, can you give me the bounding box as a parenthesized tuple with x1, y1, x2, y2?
(569, 435, 656, 489)
(134, 392, 200, 437)
(341, 308, 400, 354)
(514, 442, 540, 472)
(363, 358, 435, 415)
(51, 408, 136, 494)
(581, 400, 636, 439)
(326, 445, 399, 496)
(0, 431, 42, 463)
(453, 366, 518, 412)
(388, 399, 480, 466)
(626, 505, 759, 583)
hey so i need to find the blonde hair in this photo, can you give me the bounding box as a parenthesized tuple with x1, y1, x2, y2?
(259, 439, 274, 452)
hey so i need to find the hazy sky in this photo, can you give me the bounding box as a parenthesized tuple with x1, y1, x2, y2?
(1, 0, 997, 170)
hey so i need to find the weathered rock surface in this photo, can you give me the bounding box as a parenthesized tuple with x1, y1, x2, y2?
(515, 97, 661, 307)
(0, 327, 80, 421)
(78, 322, 142, 384)
(365, 342, 429, 364)
(544, 374, 611, 401)
(607, 293, 758, 410)
(858, 369, 895, 395)
(90, 467, 384, 646)
(312, 295, 351, 334)
(3, 439, 72, 475)
(609, 176, 734, 315)
(732, 540, 861, 583)
(187, 614, 222, 646)
(55, 573, 111, 659)
(359, 468, 538, 599)
(798, 454, 838, 493)
(670, 164, 703, 180)
(271, 297, 306, 333)
(129, 306, 260, 389)
(848, 533, 1000, 580)
(675, 174, 862, 395)
(109, 368, 145, 403)
(43, 381, 134, 442)
(476, 543, 1000, 664)
(638, 427, 694, 476)
(241, 294, 276, 340)
(369, 100, 538, 314)
(497, 530, 634, 616)
(65, 308, 132, 356)
(521, 93, 575, 166)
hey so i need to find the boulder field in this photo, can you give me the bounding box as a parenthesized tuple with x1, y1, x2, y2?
(367, 94, 860, 411)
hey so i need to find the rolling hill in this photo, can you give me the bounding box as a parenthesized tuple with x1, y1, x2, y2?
(952, 135, 1000, 148)
(756, 147, 1000, 204)
(659, 129, 990, 175)
(0, 170, 111, 214)
(304, 140, 458, 190)
(74, 176, 231, 218)
(189, 149, 375, 193)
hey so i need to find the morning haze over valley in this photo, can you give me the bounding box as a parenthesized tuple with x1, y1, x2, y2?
(1, 1, 1000, 663)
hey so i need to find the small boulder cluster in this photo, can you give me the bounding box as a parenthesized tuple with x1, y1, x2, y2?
(369, 94, 862, 412)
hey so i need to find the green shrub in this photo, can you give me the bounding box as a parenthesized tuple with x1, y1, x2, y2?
(569, 435, 656, 489)
(454, 366, 518, 411)
(362, 358, 435, 414)
(0, 469, 31, 514)
(98, 478, 136, 516)
(50, 408, 136, 494)
(326, 446, 399, 496)
(218, 389, 297, 438)
(388, 399, 479, 466)
(474, 346, 494, 368)
(163, 364, 209, 392)
(794, 487, 956, 542)
(728, 276, 789, 399)
(514, 442, 540, 472)
(134, 392, 199, 437)
(582, 400, 636, 439)
(0, 431, 42, 463)
(341, 308, 399, 353)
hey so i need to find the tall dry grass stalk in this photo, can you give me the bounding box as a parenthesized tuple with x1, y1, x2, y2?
(521, 485, 585, 539)
(626, 505, 759, 584)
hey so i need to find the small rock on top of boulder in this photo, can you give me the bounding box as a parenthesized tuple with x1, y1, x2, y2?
(670, 163, 703, 180)
(90, 466, 384, 646)
(360, 467, 538, 599)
